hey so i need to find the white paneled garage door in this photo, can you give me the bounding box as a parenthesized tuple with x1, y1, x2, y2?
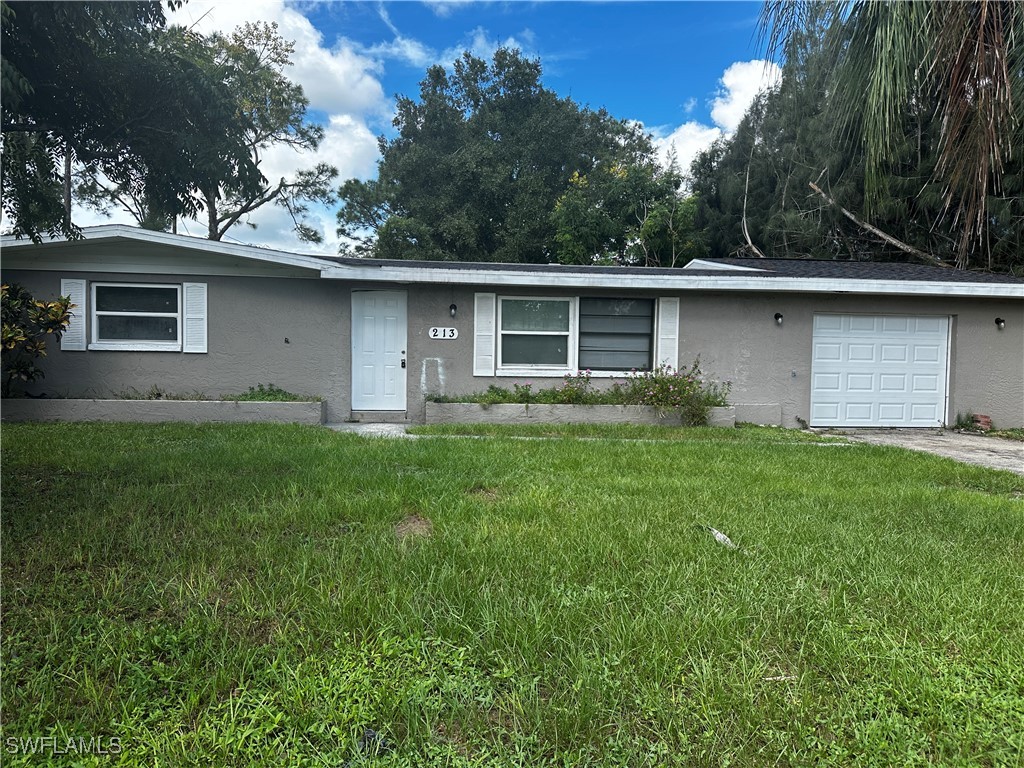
(810, 314, 950, 427)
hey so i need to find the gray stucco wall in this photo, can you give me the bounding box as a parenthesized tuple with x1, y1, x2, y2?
(3, 270, 353, 422)
(394, 285, 1024, 428)
(3, 271, 1021, 428)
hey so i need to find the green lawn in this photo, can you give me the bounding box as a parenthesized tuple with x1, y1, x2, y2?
(2, 423, 1022, 767)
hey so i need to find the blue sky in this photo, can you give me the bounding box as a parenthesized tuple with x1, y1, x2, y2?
(84, 1, 781, 252)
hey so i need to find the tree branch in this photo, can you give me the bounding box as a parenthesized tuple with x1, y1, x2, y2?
(807, 180, 946, 266)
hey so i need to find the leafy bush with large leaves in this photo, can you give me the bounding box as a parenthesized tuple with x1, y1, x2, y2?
(1, 283, 71, 397)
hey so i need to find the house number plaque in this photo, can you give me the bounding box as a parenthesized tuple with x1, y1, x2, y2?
(429, 327, 458, 339)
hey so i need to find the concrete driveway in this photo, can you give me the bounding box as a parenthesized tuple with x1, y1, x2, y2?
(838, 429, 1024, 475)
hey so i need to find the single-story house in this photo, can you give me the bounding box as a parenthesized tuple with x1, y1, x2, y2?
(2, 225, 1022, 428)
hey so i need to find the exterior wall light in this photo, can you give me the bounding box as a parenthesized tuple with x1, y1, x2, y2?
(774, 313, 784, 325)
(450, 303, 458, 318)
(995, 317, 1005, 330)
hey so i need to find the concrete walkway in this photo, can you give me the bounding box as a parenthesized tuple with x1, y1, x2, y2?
(326, 422, 416, 438)
(325, 422, 1023, 475)
(838, 429, 1024, 476)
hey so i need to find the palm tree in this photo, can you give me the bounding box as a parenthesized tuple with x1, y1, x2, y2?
(762, 0, 1022, 270)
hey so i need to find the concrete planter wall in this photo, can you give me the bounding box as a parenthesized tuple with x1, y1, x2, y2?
(425, 402, 735, 427)
(1, 399, 325, 425)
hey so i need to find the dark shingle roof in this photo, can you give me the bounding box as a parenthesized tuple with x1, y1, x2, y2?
(702, 258, 1024, 285)
(328, 255, 1024, 286)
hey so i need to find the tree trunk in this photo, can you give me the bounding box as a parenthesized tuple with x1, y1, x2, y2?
(62, 139, 72, 229)
(205, 187, 220, 240)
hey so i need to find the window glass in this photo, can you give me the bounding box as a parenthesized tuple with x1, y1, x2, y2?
(501, 300, 570, 332)
(93, 283, 181, 345)
(96, 286, 178, 313)
(578, 297, 654, 370)
(97, 316, 178, 341)
(502, 335, 568, 366)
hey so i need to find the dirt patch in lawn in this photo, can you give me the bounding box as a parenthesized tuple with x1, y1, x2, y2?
(395, 513, 433, 541)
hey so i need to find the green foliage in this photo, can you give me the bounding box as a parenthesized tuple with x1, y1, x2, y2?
(337, 48, 665, 263)
(0, 283, 71, 397)
(74, 21, 337, 243)
(429, 362, 730, 425)
(1, 2, 262, 242)
(551, 161, 706, 266)
(711, 0, 1024, 271)
(221, 383, 321, 402)
(117, 385, 209, 401)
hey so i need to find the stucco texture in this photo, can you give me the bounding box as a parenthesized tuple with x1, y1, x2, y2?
(3, 271, 1021, 428)
(4, 270, 352, 422)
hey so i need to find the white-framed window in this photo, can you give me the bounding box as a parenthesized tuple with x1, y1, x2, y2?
(476, 294, 675, 377)
(497, 297, 577, 373)
(60, 279, 207, 353)
(578, 297, 654, 371)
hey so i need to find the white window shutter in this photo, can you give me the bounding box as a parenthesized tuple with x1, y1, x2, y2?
(182, 282, 208, 353)
(655, 297, 679, 369)
(473, 293, 496, 376)
(59, 279, 87, 351)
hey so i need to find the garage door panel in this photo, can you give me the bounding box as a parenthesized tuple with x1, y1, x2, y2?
(815, 315, 843, 332)
(882, 316, 911, 333)
(846, 373, 874, 391)
(878, 403, 907, 421)
(815, 342, 842, 361)
(812, 402, 840, 421)
(810, 314, 948, 427)
(879, 374, 907, 392)
(844, 402, 874, 421)
(849, 316, 878, 332)
(848, 344, 876, 362)
(914, 317, 945, 333)
(814, 373, 842, 391)
(880, 344, 908, 362)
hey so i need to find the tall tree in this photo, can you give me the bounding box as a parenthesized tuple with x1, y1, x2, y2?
(75, 22, 337, 243)
(1, 1, 260, 241)
(761, 0, 1023, 269)
(691, 7, 1023, 272)
(337, 48, 659, 263)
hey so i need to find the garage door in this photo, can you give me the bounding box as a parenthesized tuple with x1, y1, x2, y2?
(810, 314, 949, 427)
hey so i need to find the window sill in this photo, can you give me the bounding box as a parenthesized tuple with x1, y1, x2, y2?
(88, 342, 183, 352)
(493, 368, 642, 379)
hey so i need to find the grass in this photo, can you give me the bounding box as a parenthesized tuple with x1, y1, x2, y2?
(2, 422, 1023, 766)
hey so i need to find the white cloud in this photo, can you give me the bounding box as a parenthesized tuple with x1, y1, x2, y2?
(650, 122, 724, 174)
(649, 59, 783, 180)
(709, 59, 782, 133)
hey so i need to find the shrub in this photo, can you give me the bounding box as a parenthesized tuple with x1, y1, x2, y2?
(427, 359, 730, 425)
(1, 283, 72, 397)
(221, 383, 321, 402)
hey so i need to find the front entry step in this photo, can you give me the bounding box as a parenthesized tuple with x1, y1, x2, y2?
(348, 411, 409, 424)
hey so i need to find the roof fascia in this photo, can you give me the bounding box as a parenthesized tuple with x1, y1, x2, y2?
(321, 263, 1024, 299)
(1, 225, 338, 274)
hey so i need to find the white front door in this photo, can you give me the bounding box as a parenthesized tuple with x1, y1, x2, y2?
(351, 290, 407, 411)
(810, 314, 950, 427)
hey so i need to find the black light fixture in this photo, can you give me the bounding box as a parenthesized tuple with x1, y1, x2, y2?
(995, 317, 1005, 330)
(774, 312, 784, 325)
(449, 303, 458, 318)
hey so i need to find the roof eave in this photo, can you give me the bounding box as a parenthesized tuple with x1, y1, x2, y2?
(322, 263, 1024, 298)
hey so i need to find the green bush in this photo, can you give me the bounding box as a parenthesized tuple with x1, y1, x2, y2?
(1, 283, 72, 397)
(221, 383, 321, 402)
(428, 360, 730, 425)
